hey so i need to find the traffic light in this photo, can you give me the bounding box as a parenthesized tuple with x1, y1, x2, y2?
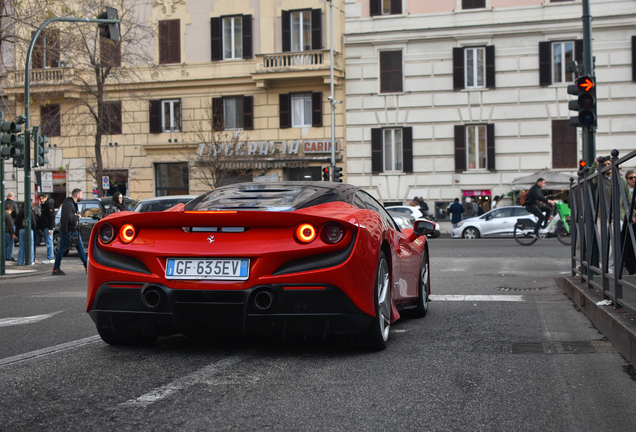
(97, 7, 121, 41)
(567, 75, 597, 128)
(322, 166, 330, 181)
(334, 166, 343, 182)
(32, 126, 50, 167)
(579, 159, 586, 170)
(1, 117, 24, 168)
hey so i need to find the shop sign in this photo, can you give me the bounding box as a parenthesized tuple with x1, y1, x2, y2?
(52, 171, 66, 185)
(463, 190, 491, 197)
(41, 172, 53, 193)
(303, 140, 340, 154)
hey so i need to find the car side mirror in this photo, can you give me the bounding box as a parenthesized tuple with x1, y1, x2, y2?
(485, 214, 493, 221)
(413, 219, 436, 237)
(92, 214, 101, 220)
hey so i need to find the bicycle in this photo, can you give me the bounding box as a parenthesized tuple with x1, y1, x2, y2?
(513, 200, 571, 246)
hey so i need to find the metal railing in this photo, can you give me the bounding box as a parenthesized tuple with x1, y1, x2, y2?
(255, 50, 331, 73)
(570, 149, 636, 315)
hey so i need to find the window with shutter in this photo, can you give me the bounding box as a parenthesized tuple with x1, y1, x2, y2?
(279, 94, 291, 128)
(282, 10, 291, 52)
(243, 96, 253, 130)
(149, 100, 162, 133)
(222, 16, 243, 59)
(242, 15, 253, 59)
(552, 120, 577, 168)
(311, 9, 321, 50)
(151, 99, 181, 132)
(41, 105, 61, 137)
(454, 125, 466, 173)
(453, 47, 465, 91)
(371, 0, 402, 16)
(371, 128, 383, 174)
(462, 0, 485, 9)
(312, 92, 322, 127)
(212, 98, 223, 131)
(379, 51, 403, 93)
(159, 20, 180, 64)
(101, 102, 122, 135)
(32, 30, 60, 69)
(210, 17, 222, 61)
(402, 127, 413, 173)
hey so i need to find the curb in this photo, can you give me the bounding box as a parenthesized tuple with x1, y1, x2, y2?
(0, 267, 52, 280)
(557, 276, 636, 364)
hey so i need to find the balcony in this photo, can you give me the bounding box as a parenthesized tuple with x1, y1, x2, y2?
(252, 50, 343, 88)
(5, 67, 76, 96)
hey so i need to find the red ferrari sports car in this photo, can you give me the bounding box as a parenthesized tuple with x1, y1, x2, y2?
(87, 182, 434, 350)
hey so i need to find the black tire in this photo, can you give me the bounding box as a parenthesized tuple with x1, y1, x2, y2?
(556, 219, 571, 246)
(361, 251, 392, 351)
(462, 227, 480, 239)
(514, 223, 537, 246)
(404, 252, 430, 319)
(97, 328, 158, 346)
(53, 233, 69, 257)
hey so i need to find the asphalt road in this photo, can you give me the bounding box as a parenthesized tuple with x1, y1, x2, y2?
(1, 238, 636, 431)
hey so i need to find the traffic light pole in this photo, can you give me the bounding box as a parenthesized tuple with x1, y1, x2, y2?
(22, 15, 119, 265)
(582, 0, 595, 166)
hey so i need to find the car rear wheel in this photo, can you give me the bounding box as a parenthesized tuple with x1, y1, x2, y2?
(97, 328, 158, 346)
(361, 251, 391, 351)
(404, 252, 429, 319)
(53, 233, 69, 257)
(462, 227, 480, 239)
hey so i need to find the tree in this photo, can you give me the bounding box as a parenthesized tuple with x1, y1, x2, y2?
(2, 0, 158, 195)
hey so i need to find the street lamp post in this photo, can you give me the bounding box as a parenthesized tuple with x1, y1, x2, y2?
(22, 14, 119, 265)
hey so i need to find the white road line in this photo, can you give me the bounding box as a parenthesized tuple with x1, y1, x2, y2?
(0, 335, 101, 367)
(0, 311, 64, 328)
(31, 292, 86, 298)
(430, 295, 525, 302)
(120, 355, 246, 408)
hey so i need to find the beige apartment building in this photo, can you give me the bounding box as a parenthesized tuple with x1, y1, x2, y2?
(1, 0, 345, 204)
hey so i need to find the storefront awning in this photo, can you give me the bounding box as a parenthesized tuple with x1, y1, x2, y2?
(511, 169, 574, 191)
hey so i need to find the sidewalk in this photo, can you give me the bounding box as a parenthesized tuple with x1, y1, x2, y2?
(557, 275, 636, 364)
(1, 244, 77, 279)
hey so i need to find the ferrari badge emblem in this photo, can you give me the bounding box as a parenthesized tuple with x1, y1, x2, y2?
(207, 235, 215, 243)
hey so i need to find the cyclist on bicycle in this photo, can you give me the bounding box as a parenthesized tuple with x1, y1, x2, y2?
(525, 178, 555, 238)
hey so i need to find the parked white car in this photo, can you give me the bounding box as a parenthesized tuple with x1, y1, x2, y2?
(451, 206, 535, 239)
(386, 206, 441, 238)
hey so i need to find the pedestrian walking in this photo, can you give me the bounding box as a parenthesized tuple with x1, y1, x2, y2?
(492, 195, 500, 209)
(4, 202, 17, 262)
(470, 198, 479, 217)
(15, 201, 39, 265)
(448, 198, 464, 226)
(626, 170, 635, 194)
(5, 192, 18, 223)
(52, 188, 87, 275)
(38, 193, 56, 264)
(106, 191, 126, 215)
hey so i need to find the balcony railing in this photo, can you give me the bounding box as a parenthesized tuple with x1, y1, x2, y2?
(254, 50, 336, 74)
(7, 67, 73, 88)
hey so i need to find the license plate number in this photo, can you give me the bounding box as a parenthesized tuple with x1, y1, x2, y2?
(165, 259, 249, 280)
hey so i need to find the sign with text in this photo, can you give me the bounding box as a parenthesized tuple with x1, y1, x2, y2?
(41, 172, 53, 193)
(303, 140, 340, 154)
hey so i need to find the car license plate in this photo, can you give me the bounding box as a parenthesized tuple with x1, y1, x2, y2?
(165, 258, 249, 280)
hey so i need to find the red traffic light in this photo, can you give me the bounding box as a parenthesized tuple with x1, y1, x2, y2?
(579, 159, 586, 169)
(577, 77, 594, 92)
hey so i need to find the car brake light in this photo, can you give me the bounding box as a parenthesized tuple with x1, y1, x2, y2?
(294, 223, 316, 244)
(120, 223, 136, 244)
(98, 223, 115, 244)
(320, 222, 345, 244)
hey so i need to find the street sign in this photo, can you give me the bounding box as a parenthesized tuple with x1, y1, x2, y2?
(102, 176, 110, 190)
(42, 171, 53, 192)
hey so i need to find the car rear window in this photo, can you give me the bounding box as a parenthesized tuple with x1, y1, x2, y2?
(185, 183, 339, 212)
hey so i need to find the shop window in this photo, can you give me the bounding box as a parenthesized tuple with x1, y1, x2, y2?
(159, 20, 180, 64)
(453, 46, 495, 90)
(454, 124, 495, 172)
(155, 162, 189, 196)
(210, 15, 252, 61)
(281, 9, 321, 52)
(371, 127, 412, 174)
(539, 40, 582, 86)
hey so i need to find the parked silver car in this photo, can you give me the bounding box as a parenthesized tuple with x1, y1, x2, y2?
(451, 206, 534, 239)
(386, 206, 441, 238)
(133, 195, 198, 212)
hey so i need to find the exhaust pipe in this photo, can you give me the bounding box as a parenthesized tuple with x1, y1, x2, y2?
(253, 290, 276, 311)
(141, 285, 167, 309)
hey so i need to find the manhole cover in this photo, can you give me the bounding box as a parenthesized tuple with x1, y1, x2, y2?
(495, 286, 547, 292)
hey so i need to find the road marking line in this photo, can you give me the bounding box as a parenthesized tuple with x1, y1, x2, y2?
(430, 295, 525, 302)
(31, 292, 86, 298)
(120, 355, 246, 408)
(0, 311, 64, 328)
(0, 335, 101, 367)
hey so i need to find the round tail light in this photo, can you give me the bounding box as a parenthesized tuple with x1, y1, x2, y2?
(294, 223, 316, 244)
(320, 222, 345, 244)
(119, 223, 137, 244)
(98, 223, 115, 244)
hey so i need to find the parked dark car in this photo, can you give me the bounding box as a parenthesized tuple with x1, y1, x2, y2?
(53, 196, 137, 255)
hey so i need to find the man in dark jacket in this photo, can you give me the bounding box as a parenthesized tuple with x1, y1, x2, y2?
(448, 198, 464, 226)
(525, 178, 555, 237)
(39, 193, 56, 263)
(52, 188, 87, 275)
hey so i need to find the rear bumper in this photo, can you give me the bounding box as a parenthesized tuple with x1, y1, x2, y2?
(88, 282, 373, 339)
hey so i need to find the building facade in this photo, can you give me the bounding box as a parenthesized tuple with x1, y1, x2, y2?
(1, 0, 345, 205)
(344, 0, 636, 221)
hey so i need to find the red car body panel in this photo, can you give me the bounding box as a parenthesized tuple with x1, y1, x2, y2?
(86, 184, 429, 341)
